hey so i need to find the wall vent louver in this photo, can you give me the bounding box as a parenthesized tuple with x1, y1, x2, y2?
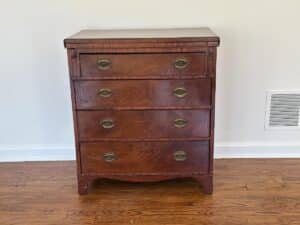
(265, 91, 300, 130)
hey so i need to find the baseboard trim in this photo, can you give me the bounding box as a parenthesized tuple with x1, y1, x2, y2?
(215, 142, 300, 158)
(0, 146, 75, 162)
(0, 143, 299, 162)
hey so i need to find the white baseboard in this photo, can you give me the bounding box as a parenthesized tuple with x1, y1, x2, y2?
(0, 143, 299, 162)
(0, 146, 75, 162)
(215, 142, 300, 158)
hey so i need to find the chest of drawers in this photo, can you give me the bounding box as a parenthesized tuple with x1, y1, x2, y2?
(64, 28, 220, 195)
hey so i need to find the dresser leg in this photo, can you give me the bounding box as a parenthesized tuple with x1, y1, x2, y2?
(194, 175, 213, 194)
(78, 178, 89, 195)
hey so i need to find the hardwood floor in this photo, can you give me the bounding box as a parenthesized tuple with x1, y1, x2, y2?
(0, 159, 299, 225)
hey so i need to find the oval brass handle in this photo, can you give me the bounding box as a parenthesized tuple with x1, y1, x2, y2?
(174, 118, 188, 128)
(174, 150, 187, 161)
(103, 152, 117, 162)
(97, 59, 111, 70)
(174, 58, 188, 69)
(173, 87, 187, 98)
(100, 119, 115, 129)
(98, 88, 112, 98)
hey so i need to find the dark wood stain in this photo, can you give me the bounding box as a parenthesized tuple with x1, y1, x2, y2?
(64, 28, 220, 195)
(77, 110, 211, 140)
(79, 53, 208, 78)
(74, 79, 212, 110)
(80, 141, 209, 174)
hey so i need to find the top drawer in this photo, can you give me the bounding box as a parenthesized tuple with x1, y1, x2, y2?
(79, 53, 208, 78)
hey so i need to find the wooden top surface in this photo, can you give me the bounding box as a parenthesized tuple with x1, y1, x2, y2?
(64, 28, 220, 48)
(66, 27, 218, 40)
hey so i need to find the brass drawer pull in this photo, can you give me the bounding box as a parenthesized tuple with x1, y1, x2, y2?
(98, 88, 112, 98)
(103, 152, 117, 162)
(97, 59, 111, 70)
(174, 118, 188, 128)
(173, 87, 187, 98)
(100, 119, 115, 129)
(174, 150, 187, 161)
(174, 58, 188, 69)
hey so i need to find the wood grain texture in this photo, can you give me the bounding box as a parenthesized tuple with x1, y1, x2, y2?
(74, 79, 211, 110)
(77, 110, 210, 140)
(79, 53, 208, 78)
(0, 159, 299, 225)
(80, 141, 209, 174)
(64, 28, 220, 50)
(65, 28, 218, 40)
(65, 28, 220, 195)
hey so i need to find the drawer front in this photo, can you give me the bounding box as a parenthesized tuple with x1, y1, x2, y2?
(77, 110, 210, 140)
(79, 53, 207, 78)
(75, 79, 211, 109)
(80, 141, 209, 174)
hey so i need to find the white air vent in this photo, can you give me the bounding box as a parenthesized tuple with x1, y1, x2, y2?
(265, 91, 300, 130)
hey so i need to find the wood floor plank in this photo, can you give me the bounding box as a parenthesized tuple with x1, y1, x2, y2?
(0, 159, 299, 225)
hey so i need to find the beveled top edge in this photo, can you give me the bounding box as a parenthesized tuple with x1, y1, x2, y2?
(65, 27, 219, 40)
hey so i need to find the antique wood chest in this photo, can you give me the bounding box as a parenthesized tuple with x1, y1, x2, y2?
(64, 28, 220, 195)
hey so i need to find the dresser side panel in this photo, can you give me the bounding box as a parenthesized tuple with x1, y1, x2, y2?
(67, 49, 82, 178)
(208, 47, 218, 173)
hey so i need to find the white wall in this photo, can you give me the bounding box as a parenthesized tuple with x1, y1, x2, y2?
(1, 0, 300, 161)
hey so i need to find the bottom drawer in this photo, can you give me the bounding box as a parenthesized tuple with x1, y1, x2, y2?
(80, 141, 209, 174)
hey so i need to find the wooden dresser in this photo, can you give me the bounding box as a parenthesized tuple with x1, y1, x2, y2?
(64, 28, 220, 195)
